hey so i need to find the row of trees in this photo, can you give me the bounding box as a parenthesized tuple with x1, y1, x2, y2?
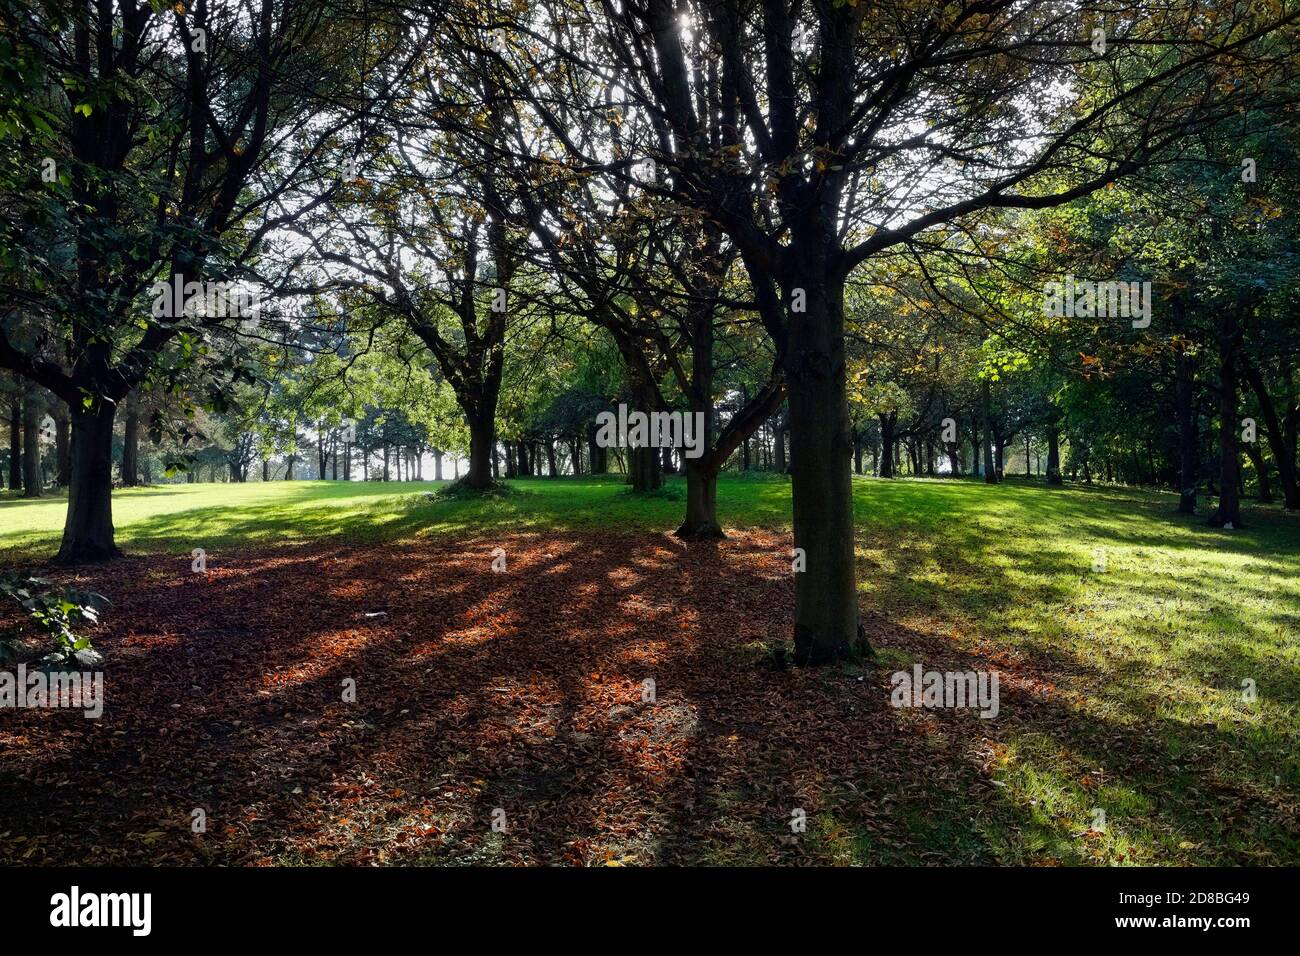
(4, 0, 1298, 664)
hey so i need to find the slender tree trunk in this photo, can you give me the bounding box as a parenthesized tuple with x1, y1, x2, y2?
(946, 441, 961, 476)
(121, 402, 140, 486)
(1046, 427, 1063, 485)
(1210, 312, 1242, 528)
(774, 413, 787, 473)
(587, 424, 607, 474)
(1242, 360, 1299, 510)
(8, 402, 20, 491)
(55, 403, 121, 563)
(878, 413, 895, 478)
(1245, 444, 1272, 502)
(981, 380, 998, 485)
(55, 412, 70, 487)
(21, 393, 41, 498)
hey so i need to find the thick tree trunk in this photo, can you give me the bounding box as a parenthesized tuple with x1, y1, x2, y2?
(981, 380, 998, 484)
(56, 404, 121, 563)
(21, 394, 41, 497)
(677, 458, 723, 539)
(263, 459, 270, 482)
(786, 273, 864, 665)
(121, 406, 140, 486)
(569, 439, 582, 476)
(628, 445, 662, 492)
(465, 415, 495, 488)
(434, 448, 444, 480)
(946, 441, 961, 476)
(544, 439, 558, 478)
(1046, 427, 1063, 485)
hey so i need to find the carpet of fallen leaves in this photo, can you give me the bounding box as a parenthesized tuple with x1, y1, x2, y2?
(0, 530, 1201, 865)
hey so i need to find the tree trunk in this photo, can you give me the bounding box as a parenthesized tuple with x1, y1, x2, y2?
(1242, 359, 1299, 511)
(785, 273, 864, 665)
(677, 458, 723, 539)
(21, 393, 41, 498)
(877, 413, 896, 478)
(587, 424, 607, 474)
(465, 415, 495, 488)
(55, 404, 121, 563)
(1046, 426, 1063, 485)
(55, 412, 70, 487)
(1210, 313, 1242, 528)
(981, 382, 999, 484)
(1245, 444, 1272, 503)
(8, 402, 20, 491)
(946, 441, 961, 476)
(434, 448, 444, 480)
(121, 405, 140, 486)
(774, 413, 787, 473)
(628, 444, 662, 491)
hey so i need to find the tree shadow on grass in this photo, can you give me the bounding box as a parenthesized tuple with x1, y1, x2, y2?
(0, 520, 1294, 866)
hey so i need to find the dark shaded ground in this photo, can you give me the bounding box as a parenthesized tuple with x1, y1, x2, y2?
(0, 529, 1293, 865)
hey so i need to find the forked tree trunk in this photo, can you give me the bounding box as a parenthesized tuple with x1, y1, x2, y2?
(56, 404, 121, 563)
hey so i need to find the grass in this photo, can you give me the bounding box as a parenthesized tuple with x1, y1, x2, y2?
(2, 473, 1297, 864)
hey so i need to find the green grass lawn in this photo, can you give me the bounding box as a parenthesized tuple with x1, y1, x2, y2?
(2, 474, 1297, 864)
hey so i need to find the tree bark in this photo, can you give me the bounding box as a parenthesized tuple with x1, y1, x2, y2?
(21, 393, 41, 497)
(1242, 359, 1299, 510)
(55, 404, 121, 563)
(877, 413, 896, 478)
(8, 401, 21, 491)
(465, 414, 495, 488)
(121, 403, 140, 486)
(981, 380, 998, 484)
(1210, 311, 1242, 528)
(54, 411, 70, 487)
(786, 273, 864, 665)
(1046, 426, 1063, 485)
